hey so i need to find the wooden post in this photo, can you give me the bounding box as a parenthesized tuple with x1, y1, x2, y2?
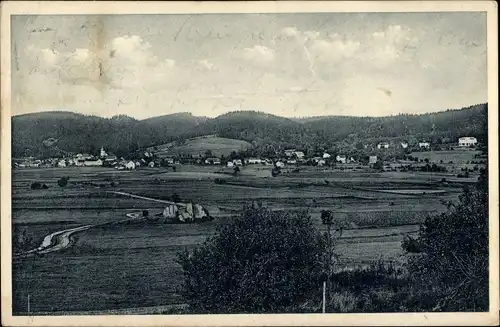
(27, 294, 30, 314)
(322, 280, 326, 313)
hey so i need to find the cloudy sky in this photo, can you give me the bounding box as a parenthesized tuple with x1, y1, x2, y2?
(11, 12, 487, 119)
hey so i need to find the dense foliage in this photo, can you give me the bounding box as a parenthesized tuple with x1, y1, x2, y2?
(12, 103, 487, 158)
(176, 204, 326, 313)
(403, 166, 489, 311)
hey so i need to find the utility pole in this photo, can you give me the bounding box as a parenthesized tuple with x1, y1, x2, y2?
(322, 281, 326, 313)
(27, 294, 30, 314)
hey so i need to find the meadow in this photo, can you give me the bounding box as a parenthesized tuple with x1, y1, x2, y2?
(11, 162, 476, 314)
(151, 135, 253, 158)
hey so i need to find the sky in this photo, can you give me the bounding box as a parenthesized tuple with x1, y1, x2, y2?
(11, 12, 487, 119)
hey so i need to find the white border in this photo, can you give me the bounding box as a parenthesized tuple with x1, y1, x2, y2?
(1, 1, 498, 326)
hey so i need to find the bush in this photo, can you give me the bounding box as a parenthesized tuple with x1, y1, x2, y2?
(30, 182, 42, 190)
(171, 193, 181, 203)
(177, 205, 326, 313)
(57, 177, 69, 187)
(214, 178, 226, 184)
(404, 167, 489, 311)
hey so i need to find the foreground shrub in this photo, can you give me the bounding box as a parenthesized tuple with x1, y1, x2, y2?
(177, 204, 326, 313)
(404, 167, 489, 311)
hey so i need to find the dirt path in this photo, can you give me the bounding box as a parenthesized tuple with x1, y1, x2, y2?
(108, 191, 186, 207)
(22, 225, 93, 256)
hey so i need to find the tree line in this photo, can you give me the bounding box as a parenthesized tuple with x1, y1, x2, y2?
(12, 103, 487, 159)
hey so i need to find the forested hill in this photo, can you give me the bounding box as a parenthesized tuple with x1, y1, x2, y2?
(12, 103, 487, 158)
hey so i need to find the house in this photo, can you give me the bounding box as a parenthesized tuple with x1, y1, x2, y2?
(287, 159, 297, 164)
(377, 142, 390, 149)
(148, 161, 155, 168)
(419, 142, 430, 148)
(125, 161, 136, 169)
(205, 157, 222, 165)
(401, 142, 409, 149)
(246, 158, 262, 164)
(458, 136, 478, 147)
(227, 161, 234, 168)
(323, 153, 331, 159)
(294, 151, 305, 159)
(84, 159, 103, 166)
(100, 147, 107, 158)
(336, 155, 347, 164)
(317, 159, 326, 167)
(284, 149, 296, 157)
(57, 160, 66, 168)
(77, 153, 93, 160)
(275, 161, 285, 168)
(233, 159, 243, 166)
(369, 156, 378, 164)
(135, 161, 141, 167)
(263, 158, 273, 165)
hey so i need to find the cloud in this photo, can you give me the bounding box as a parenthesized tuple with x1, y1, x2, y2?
(281, 27, 299, 37)
(198, 59, 215, 71)
(310, 39, 361, 63)
(238, 45, 275, 65)
(103, 35, 176, 90)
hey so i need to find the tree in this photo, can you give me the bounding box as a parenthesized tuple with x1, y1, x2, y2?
(204, 149, 213, 158)
(57, 177, 69, 187)
(177, 205, 326, 313)
(403, 166, 489, 311)
(172, 193, 181, 203)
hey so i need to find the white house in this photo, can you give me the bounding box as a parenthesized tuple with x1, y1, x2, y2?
(275, 161, 285, 168)
(100, 147, 107, 158)
(84, 159, 103, 166)
(135, 161, 141, 167)
(336, 155, 347, 164)
(57, 160, 66, 168)
(233, 159, 243, 166)
(401, 142, 409, 149)
(205, 157, 222, 165)
(458, 136, 478, 147)
(323, 152, 331, 159)
(227, 161, 234, 168)
(317, 159, 326, 166)
(294, 151, 305, 159)
(377, 142, 390, 149)
(287, 159, 297, 164)
(148, 161, 155, 168)
(369, 156, 378, 164)
(246, 158, 262, 164)
(419, 142, 430, 148)
(284, 149, 296, 157)
(125, 161, 136, 169)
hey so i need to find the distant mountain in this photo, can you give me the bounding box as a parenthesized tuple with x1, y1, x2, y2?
(12, 111, 204, 158)
(11, 103, 487, 158)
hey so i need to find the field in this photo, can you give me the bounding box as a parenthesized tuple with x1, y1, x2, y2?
(11, 161, 480, 314)
(409, 149, 482, 164)
(150, 135, 253, 158)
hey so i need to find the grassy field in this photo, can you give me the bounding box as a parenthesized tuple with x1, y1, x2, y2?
(11, 164, 472, 314)
(409, 150, 482, 164)
(153, 135, 252, 158)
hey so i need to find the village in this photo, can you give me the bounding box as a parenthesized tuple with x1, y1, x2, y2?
(12, 136, 481, 175)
